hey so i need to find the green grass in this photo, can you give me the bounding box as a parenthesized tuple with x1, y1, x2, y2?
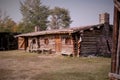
(0, 50, 111, 80)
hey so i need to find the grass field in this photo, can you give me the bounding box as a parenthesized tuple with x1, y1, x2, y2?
(0, 50, 111, 80)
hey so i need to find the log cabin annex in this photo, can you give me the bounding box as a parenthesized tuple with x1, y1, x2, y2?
(0, 32, 18, 51)
(16, 13, 112, 57)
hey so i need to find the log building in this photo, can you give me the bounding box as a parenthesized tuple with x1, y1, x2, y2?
(0, 32, 18, 51)
(15, 13, 112, 57)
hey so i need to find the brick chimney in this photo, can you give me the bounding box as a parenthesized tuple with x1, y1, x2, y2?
(35, 26, 40, 32)
(99, 13, 109, 24)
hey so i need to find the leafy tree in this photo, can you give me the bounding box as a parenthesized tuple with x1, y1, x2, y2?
(20, 0, 49, 32)
(0, 10, 17, 32)
(48, 7, 72, 29)
(16, 22, 34, 33)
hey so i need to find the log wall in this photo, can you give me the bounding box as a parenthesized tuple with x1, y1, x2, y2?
(0, 32, 18, 50)
(27, 34, 73, 54)
(80, 26, 112, 57)
(28, 35, 56, 52)
(61, 35, 73, 55)
(40, 35, 56, 52)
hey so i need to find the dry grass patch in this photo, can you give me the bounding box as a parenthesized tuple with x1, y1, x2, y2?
(0, 50, 110, 80)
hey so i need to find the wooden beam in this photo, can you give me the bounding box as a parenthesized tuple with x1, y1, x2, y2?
(111, 6, 119, 74)
(97, 26, 100, 29)
(80, 30, 84, 33)
(114, 0, 120, 11)
(109, 73, 120, 79)
(110, 1, 120, 80)
(116, 24, 120, 74)
(90, 28, 93, 31)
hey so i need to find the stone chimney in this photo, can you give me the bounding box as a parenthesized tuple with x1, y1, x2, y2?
(35, 26, 40, 32)
(99, 13, 109, 24)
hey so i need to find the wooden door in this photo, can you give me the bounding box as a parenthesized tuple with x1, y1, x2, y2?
(55, 35, 62, 52)
(18, 37, 26, 50)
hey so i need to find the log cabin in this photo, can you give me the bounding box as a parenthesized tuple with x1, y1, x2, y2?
(15, 13, 112, 57)
(15, 29, 76, 56)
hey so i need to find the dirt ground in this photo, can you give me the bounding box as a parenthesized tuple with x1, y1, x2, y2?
(0, 50, 110, 80)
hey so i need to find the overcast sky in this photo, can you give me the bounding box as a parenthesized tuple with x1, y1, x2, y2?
(0, 0, 114, 27)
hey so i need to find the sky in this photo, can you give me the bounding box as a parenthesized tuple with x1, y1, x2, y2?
(0, 0, 114, 27)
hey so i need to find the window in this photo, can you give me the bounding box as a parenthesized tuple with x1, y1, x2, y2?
(44, 38, 49, 45)
(65, 38, 71, 45)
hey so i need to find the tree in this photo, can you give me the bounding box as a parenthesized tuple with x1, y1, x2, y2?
(48, 7, 72, 29)
(0, 10, 17, 32)
(16, 22, 34, 33)
(20, 0, 49, 32)
(4, 18, 17, 32)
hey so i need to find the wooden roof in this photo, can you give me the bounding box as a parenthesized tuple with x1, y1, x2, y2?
(15, 29, 74, 37)
(71, 24, 104, 31)
(15, 23, 107, 37)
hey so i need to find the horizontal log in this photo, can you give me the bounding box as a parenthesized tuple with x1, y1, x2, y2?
(83, 32, 102, 37)
(80, 49, 97, 51)
(80, 47, 97, 50)
(82, 36, 96, 38)
(82, 39, 97, 42)
(81, 51, 96, 53)
(81, 47, 97, 50)
(81, 42, 97, 45)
